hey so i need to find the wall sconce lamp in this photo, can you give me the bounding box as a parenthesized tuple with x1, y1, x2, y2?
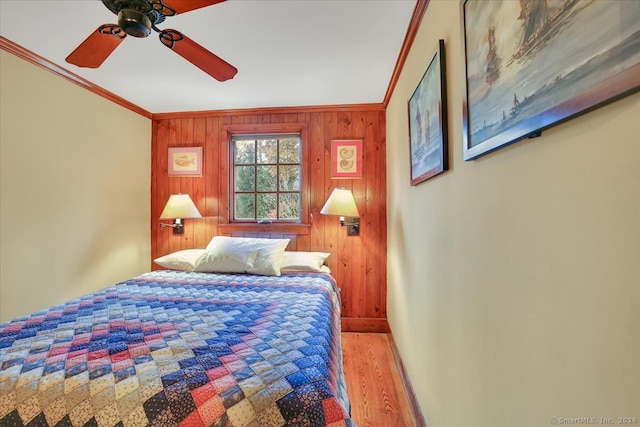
(159, 193, 202, 234)
(320, 188, 360, 236)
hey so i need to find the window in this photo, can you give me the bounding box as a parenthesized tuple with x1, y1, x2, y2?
(231, 134, 302, 222)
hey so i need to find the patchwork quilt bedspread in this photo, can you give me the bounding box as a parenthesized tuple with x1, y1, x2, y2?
(0, 270, 355, 426)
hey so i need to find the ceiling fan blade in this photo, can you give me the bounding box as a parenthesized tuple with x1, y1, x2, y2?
(153, 0, 226, 16)
(159, 30, 237, 81)
(66, 25, 126, 68)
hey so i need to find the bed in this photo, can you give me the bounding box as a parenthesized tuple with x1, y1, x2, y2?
(0, 237, 355, 426)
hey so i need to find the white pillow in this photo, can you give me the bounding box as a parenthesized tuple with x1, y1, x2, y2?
(246, 238, 290, 276)
(280, 251, 330, 272)
(195, 236, 290, 276)
(154, 249, 205, 271)
(319, 265, 332, 273)
(194, 236, 259, 273)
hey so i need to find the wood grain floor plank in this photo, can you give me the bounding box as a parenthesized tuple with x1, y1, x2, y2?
(342, 333, 416, 427)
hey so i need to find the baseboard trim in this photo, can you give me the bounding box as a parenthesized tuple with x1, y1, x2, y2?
(388, 332, 428, 427)
(341, 317, 390, 333)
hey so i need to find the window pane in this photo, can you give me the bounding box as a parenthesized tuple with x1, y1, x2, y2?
(279, 193, 300, 219)
(235, 166, 255, 191)
(257, 193, 277, 219)
(234, 140, 255, 164)
(257, 165, 277, 191)
(235, 194, 255, 220)
(257, 139, 277, 164)
(279, 138, 300, 163)
(279, 165, 300, 191)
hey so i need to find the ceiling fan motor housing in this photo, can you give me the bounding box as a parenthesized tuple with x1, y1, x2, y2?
(118, 9, 152, 37)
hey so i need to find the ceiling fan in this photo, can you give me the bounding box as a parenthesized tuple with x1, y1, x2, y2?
(65, 0, 237, 81)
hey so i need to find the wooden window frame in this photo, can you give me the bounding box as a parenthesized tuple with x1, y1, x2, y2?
(220, 123, 310, 233)
(231, 133, 302, 222)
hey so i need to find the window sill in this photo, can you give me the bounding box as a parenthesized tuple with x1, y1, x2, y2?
(219, 223, 310, 235)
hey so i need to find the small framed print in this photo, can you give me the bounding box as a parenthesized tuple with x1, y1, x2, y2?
(331, 139, 362, 179)
(168, 147, 202, 177)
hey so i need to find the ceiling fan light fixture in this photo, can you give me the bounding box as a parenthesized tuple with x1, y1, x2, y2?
(118, 9, 152, 37)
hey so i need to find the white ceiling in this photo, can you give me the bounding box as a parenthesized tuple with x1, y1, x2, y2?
(0, 0, 417, 114)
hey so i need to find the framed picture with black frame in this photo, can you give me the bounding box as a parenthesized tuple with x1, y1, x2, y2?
(408, 39, 448, 185)
(461, 0, 640, 160)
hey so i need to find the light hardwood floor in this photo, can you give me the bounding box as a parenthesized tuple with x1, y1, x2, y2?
(341, 333, 417, 427)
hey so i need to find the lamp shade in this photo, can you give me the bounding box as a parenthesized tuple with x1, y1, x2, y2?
(160, 194, 202, 219)
(320, 188, 359, 218)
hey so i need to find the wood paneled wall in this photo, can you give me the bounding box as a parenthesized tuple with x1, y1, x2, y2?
(151, 106, 388, 332)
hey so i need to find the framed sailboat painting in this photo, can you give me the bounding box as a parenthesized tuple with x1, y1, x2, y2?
(461, 0, 640, 160)
(408, 39, 448, 186)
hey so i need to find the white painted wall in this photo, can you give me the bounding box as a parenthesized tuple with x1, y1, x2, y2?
(0, 50, 151, 321)
(385, 1, 640, 426)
